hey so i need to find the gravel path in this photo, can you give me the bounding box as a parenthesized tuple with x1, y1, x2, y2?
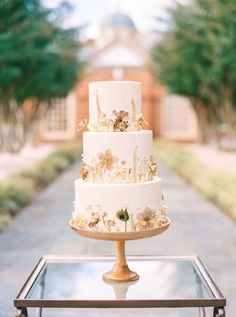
(0, 161, 235, 317)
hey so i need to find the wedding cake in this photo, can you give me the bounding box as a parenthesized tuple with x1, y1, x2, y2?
(73, 81, 167, 233)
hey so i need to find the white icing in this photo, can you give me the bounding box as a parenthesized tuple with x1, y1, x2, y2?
(73, 80, 167, 233)
(74, 177, 162, 232)
(88, 81, 141, 130)
(82, 130, 154, 183)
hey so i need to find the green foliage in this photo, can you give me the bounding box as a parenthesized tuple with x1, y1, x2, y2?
(0, 178, 34, 216)
(154, 139, 236, 221)
(151, 0, 236, 144)
(116, 209, 129, 222)
(0, 0, 84, 152)
(0, 142, 82, 232)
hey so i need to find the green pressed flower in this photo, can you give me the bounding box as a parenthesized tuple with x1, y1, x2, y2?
(116, 209, 129, 222)
(116, 208, 130, 232)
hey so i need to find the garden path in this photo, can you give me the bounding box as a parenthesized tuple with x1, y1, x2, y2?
(187, 144, 236, 175)
(0, 144, 56, 181)
(0, 161, 235, 317)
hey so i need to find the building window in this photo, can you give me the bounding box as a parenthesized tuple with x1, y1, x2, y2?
(40, 93, 77, 141)
(161, 95, 198, 140)
(165, 100, 189, 133)
(44, 99, 68, 132)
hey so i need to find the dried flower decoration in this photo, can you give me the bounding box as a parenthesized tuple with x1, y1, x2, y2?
(161, 194, 167, 213)
(135, 114, 148, 130)
(160, 203, 168, 224)
(88, 212, 100, 228)
(74, 215, 89, 229)
(159, 194, 168, 224)
(91, 162, 103, 181)
(98, 148, 118, 171)
(112, 110, 129, 132)
(77, 119, 88, 132)
(114, 167, 128, 180)
(131, 98, 136, 122)
(160, 204, 168, 214)
(149, 156, 158, 177)
(107, 219, 115, 231)
(137, 207, 155, 222)
(116, 208, 129, 231)
(136, 207, 155, 230)
(80, 161, 89, 180)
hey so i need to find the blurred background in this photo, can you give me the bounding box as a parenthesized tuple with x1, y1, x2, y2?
(0, 0, 236, 316)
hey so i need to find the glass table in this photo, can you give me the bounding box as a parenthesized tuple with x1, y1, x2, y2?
(14, 255, 226, 317)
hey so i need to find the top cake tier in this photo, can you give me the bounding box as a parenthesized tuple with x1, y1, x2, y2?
(88, 81, 145, 132)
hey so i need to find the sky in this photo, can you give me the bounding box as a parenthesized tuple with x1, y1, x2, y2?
(42, 0, 186, 37)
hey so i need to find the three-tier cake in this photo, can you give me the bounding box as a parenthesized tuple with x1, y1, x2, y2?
(73, 81, 167, 233)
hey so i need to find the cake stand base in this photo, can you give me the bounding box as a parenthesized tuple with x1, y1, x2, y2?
(103, 241, 139, 283)
(69, 217, 170, 283)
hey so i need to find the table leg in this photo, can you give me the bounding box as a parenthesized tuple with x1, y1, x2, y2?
(15, 308, 28, 317)
(36, 307, 42, 317)
(214, 307, 225, 317)
(199, 307, 206, 317)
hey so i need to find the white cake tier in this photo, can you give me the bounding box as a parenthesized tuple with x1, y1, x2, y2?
(88, 81, 147, 131)
(73, 177, 167, 233)
(81, 130, 157, 183)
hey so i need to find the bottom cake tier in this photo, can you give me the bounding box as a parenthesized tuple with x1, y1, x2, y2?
(73, 177, 167, 232)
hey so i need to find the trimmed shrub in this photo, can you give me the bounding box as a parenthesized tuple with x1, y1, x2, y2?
(154, 139, 236, 221)
(0, 142, 82, 232)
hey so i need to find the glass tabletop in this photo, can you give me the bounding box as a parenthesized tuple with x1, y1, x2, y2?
(26, 257, 213, 301)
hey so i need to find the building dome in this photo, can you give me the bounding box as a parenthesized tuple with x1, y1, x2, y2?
(102, 12, 136, 29)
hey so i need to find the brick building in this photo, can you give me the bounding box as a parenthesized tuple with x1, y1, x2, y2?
(39, 12, 198, 142)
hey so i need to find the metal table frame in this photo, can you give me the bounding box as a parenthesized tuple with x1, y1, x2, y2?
(14, 255, 226, 317)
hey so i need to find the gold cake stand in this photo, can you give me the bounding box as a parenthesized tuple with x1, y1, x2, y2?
(69, 218, 170, 283)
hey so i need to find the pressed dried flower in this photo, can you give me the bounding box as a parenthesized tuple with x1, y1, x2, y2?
(137, 207, 155, 222)
(116, 209, 129, 222)
(107, 219, 115, 226)
(98, 148, 118, 171)
(91, 163, 103, 180)
(135, 221, 154, 231)
(88, 212, 100, 228)
(135, 113, 148, 130)
(160, 204, 168, 215)
(107, 219, 115, 231)
(149, 156, 157, 177)
(116, 208, 129, 232)
(112, 110, 129, 132)
(80, 162, 89, 180)
(135, 207, 156, 231)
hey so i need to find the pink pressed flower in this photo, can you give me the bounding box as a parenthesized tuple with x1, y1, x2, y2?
(98, 149, 118, 171)
(137, 207, 155, 222)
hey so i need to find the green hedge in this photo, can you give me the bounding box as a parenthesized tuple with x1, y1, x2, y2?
(0, 142, 82, 232)
(154, 139, 236, 221)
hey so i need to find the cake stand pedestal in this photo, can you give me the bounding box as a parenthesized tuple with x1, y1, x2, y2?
(69, 218, 170, 283)
(103, 240, 138, 282)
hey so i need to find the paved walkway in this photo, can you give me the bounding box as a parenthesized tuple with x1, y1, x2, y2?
(0, 161, 235, 317)
(0, 144, 56, 181)
(187, 144, 236, 175)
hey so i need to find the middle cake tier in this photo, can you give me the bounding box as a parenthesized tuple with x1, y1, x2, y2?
(81, 130, 157, 183)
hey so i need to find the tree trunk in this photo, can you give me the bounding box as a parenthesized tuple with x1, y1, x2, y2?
(0, 99, 48, 153)
(220, 85, 236, 148)
(193, 102, 213, 143)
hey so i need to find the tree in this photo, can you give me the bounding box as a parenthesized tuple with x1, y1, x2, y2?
(0, 0, 84, 152)
(151, 0, 236, 145)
